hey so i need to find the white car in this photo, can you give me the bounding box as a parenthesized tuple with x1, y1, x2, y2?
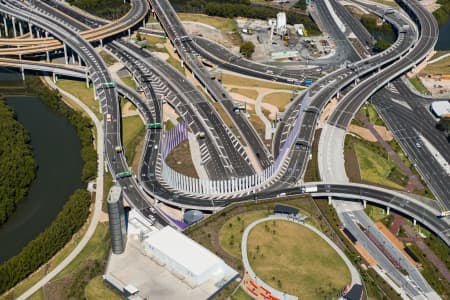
(106, 113, 112, 122)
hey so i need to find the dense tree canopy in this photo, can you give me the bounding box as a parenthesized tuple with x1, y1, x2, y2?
(240, 41, 255, 59)
(171, 0, 320, 35)
(0, 189, 91, 293)
(373, 38, 391, 52)
(0, 99, 36, 226)
(66, 0, 130, 20)
(0, 78, 97, 294)
(433, 0, 450, 24)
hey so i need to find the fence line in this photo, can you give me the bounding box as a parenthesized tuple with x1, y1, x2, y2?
(160, 93, 311, 195)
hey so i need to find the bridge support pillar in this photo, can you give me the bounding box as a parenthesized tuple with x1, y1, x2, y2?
(386, 206, 390, 215)
(19, 21, 23, 36)
(181, 207, 185, 214)
(72, 53, 76, 64)
(20, 66, 25, 81)
(28, 22, 32, 38)
(12, 17, 17, 38)
(3, 17, 8, 37)
(36, 30, 41, 39)
(128, 28, 131, 39)
(363, 199, 367, 208)
(46, 51, 50, 62)
(93, 85, 98, 101)
(63, 43, 68, 65)
(413, 218, 416, 226)
(45, 31, 49, 38)
(52, 72, 57, 83)
(85, 71, 90, 88)
(328, 196, 332, 205)
(100, 39, 103, 48)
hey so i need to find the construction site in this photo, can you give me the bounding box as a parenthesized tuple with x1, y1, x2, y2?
(236, 12, 335, 62)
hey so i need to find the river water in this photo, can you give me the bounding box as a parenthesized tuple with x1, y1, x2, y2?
(0, 72, 82, 263)
(436, 19, 450, 51)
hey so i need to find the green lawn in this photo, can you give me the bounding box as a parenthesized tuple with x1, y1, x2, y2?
(121, 115, 145, 166)
(247, 220, 351, 299)
(56, 79, 101, 119)
(85, 276, 123, 300)
(354, 140, 406, 190)
(54, 223, 110, 280)
(120, 76, 136, 90)
(122, 115, 144, 146)
(408, 76, 429, 95)
(99, 50, 118, 66)
(421, 55, 450, 75)
(28, 289, 45, 300)
(360, 103, 385, 126)
(178, 13, 238, 32)
(141, 34, 184, 73)
(231, 286, 254, 300)
(219, 210, 270, 258)
(141, 35, 167, 52)
(263, 92, 293, 111)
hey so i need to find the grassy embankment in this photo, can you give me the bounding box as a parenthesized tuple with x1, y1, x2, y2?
(262, 92, 293, 111)
(165, 140, 199, 178)
(222, 73, 298, 90)
(56, 79, 101, 119)
(99, 50, 118, 66)
(120, 76, 136, 90)
(346, 104, 435, 199)
(247, 220, 350, 299)
(229, 88, 258, 100)
(121, 114, 145, 169)
(185, 195, 403, 299)
(178, 13, 239, 32)
(57, 78, 145, 170)
(408, 76, 429, 95)
(26, 223, 120, 300)
(139, 34, 185, 74)
(421, 56, 450, 75)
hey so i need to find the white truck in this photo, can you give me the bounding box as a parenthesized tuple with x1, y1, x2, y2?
(301, 186, 318, 193)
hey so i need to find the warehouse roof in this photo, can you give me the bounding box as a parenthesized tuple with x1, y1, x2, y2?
(145, 226, 221, 276)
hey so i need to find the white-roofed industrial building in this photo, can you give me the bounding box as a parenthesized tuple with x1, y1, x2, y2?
(431, 100, 450, 118)
(143, 226, 237, 287)
(104, 210, 238, 300)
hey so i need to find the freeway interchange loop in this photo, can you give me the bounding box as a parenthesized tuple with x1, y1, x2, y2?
(0, 0, 448, 247)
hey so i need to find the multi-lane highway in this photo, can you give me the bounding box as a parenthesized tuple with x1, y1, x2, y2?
(0, 0, 448, 248)
(149, 0, 273, 168)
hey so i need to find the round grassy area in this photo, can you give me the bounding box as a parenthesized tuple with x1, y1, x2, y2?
(219, 210, 270, 258)
(247, 220, 351, 299)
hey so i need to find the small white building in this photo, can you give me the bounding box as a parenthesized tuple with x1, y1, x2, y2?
(143, 226, 238, 287)
(431, 100, 450, 118)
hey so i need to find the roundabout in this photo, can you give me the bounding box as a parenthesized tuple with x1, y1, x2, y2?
(241, 214, 360, 300)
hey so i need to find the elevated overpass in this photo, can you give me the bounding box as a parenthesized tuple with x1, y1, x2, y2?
(0, 0, 148, 55)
